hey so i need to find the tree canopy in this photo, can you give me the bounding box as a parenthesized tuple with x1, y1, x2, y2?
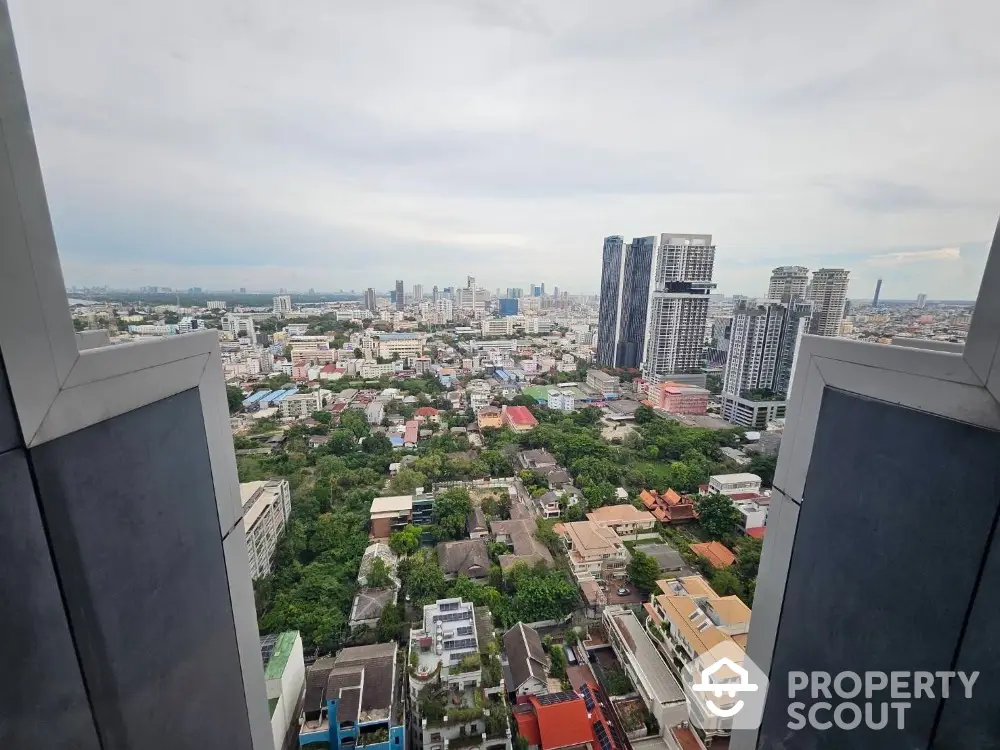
(627, 549, 660, 594)
(695, 493, 743, 539)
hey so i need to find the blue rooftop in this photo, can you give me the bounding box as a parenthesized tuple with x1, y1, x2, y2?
(376, 333, 420, 340)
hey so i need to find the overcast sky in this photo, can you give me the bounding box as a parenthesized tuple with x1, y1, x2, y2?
(10, 0, 1000, 299)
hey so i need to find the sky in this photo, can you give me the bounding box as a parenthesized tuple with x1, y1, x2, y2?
(10, 0, 1000, 300)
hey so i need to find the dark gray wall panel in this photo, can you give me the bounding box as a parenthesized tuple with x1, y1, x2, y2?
(31, 389, 253, 750)
(932, 517, 1000, 749)
(0, 449, 100, 749)
(0, 353, 20, 453)
(758, 387, 1000, 750)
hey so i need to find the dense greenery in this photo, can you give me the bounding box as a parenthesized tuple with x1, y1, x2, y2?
(227, 385, 245, 414)
(748, 454, 777, 487)
(695, 494, 744, 539)
(627, 550, 660, 594)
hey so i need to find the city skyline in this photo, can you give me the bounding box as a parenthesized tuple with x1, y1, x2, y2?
(10, 1, 996, 299)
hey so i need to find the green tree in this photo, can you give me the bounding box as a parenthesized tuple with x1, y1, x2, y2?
(366, 557, 393, 588)
(226, 385, 245, 414)
(400, 550, 446, 605)
(328, 429, 358, 455)
(549, 644, 567, 678)
(362, 434, 393, 454)
(388, 525, 423, 556)
(709, 568, 745, 598)
(634, 405, 656, 424)
(627, 549, 660, 594)
(563, 628, 579, 647)
(432, 488, 473, 541)
(734, 535, 763, 583)
(389, 468, 428, 495)
(748, 454, 778, 487)
(339, 409, 371, 438)
(376, 602, 405, 642)
(695, 494, 742, 539)
(312, 410, 333, 425)
(706, 373, 723, 395)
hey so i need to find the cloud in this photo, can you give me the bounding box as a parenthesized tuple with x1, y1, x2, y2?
(865, 247, 962, 267)
(7, 0, 1000, 298)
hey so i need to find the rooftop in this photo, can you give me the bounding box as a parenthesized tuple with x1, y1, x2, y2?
(557, 520, 624, 555)
(604, 607, 685, 704)
(709, 472, 762, 486)
(437, 539, 490, 578)
(370, 495, 413, 516)
(586, 504, 655, 525)
(503, 405, 538, 426)
(261, 631, 298, 681)
(690, 541, 736, 568)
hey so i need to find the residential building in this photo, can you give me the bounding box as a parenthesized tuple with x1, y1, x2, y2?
(490, 518, 553, 571)
(645, 576, 751, 741)
(241, 479, 292, 580)
(806, 268, 850, 336)
(498, 298, 519, 316)
(365, 287, 377, 312)
(640, 488, 697, 524)
(596, 235, 655, 368)
(207, 300, 227, 310)
(369, 495, 414, 539)
(299, 643, 405, 750)
(477, 406, 502, 430)
(643, 234, 716, 383)
(916, 292, 927, 308)
(512, 686, 619, 750)
(586, 504, 656, 537)
(648, 380, 709, 414)
(413, 284, 423, 303)
(534, 488, 580, 519)
(517, 449, 559, 471)
(546, 388, 575, 411)
(127, 323, 178, 336)
(603, 607, 687, 734)
(482, 318, 513, 336)
(407, 598, 481, 698)
(556, 520, 630, 582)
(273, 295, 293, 316)
(689, 541, 736, 568)
(467, 505, 489, 540)
(766, 266, 809, 303)
(437, 539, 490, 580)
(707, 473, 762, 497)
(395, 280, 405, 310)
(501, 405, 538, 432)
(585, 369, 620, 396)
(374, 332, 424, 360)
(502, 623, 549, 697)
(872, 277, 883, 307)
(719, 393, 786, 429)
(280, 391, 324, 418)
(261, 631, 306, 750)
(350, 543, 400, 629)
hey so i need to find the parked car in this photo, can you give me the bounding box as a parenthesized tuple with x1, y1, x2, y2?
(616, 587, 629, 596)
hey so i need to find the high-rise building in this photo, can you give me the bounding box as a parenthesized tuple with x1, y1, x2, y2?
(731, 232, 1000, 750)
(596, 236, 656, 368)
(643, 234, 716, 382)
(272, 294, 292, 316)
(394, 280, 404, 311)
(806, 268, 850, 336)
(412, 284, 423, 303)
(466, 276, 475, 290)
(872, 277, 883, 307)
(364, 287, 377, 312)
(0, 13, 270, 746)
(917, 293, 927, 308)
(767, 266, 809, 302)
(498, 298, 519, 316)
(432, 285, 439, 302)
(239, 287, 247, 293)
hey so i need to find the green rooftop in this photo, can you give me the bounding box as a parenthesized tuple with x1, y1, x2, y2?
(521, 386, 550, 402)
(263, 631, 298, 681)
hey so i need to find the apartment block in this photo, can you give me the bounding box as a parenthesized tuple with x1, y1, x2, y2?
(647, 380, 709, 414)
(241, 479, 292, 580)
(261, 631, 306, 750)
(280, 391, 324, 418)
(805, 268, 850, 337)
(585, 503, 656, 537)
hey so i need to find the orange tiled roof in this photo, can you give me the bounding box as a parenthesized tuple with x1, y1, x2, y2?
(530, 694, 594, 749)
(690, 541, 736, 568)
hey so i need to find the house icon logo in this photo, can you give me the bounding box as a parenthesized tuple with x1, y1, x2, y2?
(692, 656, 759, 717)
(681, 642, 768, 731)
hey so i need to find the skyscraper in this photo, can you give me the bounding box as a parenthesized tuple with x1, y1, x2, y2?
(413, 284, 423, 303)
(806, 268, 850, 336)
(395, 280, 404, 311)
(596, 236, 655, 368)
(272, 294, 292, 316)
(767, 266, 809, 302)
(364, 287, 377, 312)
(917, 293, 927, 308)
(872, 277, 883, 307)
(466, 276, 475, 290)
(432, 285, 439, 302)
(642, 234, 716, 381)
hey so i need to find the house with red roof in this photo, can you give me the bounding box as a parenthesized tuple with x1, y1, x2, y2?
(690, 541, 736, 568)
(413, 406, 440, 423)
(639, 488, 697, 524)
(404, 420, 419, 447)
(512, 686, 619, 750)
(501, 405, 538, 432)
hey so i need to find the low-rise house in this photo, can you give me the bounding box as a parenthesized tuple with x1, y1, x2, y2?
(414, 406, 440, 423)
(468, 505, 489, 539)
(349, 543, 401, 629)
(404, 420, 419, 447)
(501, 405, 538, 431)
(640, 488, 697, 524)
(555, 520, 629, 583)
(586, 504, 656, 538)
(489, 519, 553, 571)
(437, 539, 490, 580)
(517, 449, 558, 471)
(705, 472, 762, 498)
(689, 541, 736, 568)
(534, 488, 580, 520)
(369, 495, 414, 539)
(512, 686, 620, 750)
(299, 643, 405, 750)
(502, 622, 549, 697)
(477, 406, 503, 430)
